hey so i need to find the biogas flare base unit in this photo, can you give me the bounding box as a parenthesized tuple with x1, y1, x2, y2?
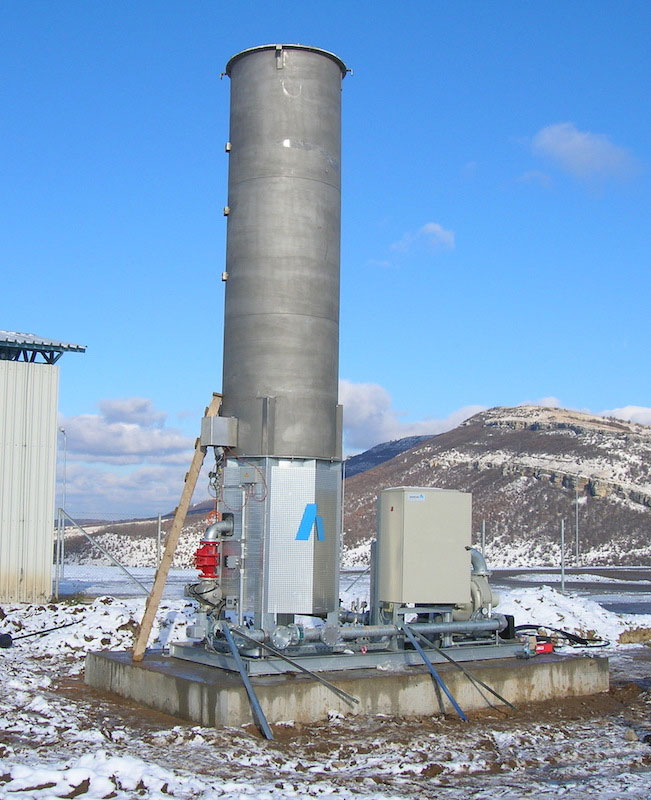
(170, 43, 524, 677)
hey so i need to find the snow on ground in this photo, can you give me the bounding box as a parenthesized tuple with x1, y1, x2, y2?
(58, 565, 197, 600)
(498, 585, 651, 645)
(2, 571, 651, 797)
(507, 571, 651, 585)
(0, 594, 195, 672)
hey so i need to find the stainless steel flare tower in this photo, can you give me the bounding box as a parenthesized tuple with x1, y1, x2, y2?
(222, 44, 345, 459)
(212, 45, 347, 630)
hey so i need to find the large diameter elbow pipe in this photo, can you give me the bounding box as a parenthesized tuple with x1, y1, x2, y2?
(467, 546, 490, 577)
(203, 519, 234, 541)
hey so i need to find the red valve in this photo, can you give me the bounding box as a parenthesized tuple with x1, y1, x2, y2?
(195, 541, 220, 578)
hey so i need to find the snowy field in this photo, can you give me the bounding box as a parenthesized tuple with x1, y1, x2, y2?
(506, 572, 651, 585)
(1, 568, 651, 798)
(58, 565, 197, 600)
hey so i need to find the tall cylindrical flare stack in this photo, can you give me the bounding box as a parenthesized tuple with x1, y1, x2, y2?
(222, 44, 345, 459)
(211, 45, 347, 631)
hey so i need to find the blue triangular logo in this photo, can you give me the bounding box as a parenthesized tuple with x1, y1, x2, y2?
(295, 503, 325, 541)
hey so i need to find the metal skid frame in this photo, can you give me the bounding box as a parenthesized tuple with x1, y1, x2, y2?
(170, 639, 526, 676)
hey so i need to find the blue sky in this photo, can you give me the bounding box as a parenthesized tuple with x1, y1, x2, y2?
(2, 1, 649, 517)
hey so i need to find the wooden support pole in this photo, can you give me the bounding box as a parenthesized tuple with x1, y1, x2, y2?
(132, 393, 222, 662)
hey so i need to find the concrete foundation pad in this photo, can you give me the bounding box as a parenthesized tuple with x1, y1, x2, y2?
(85, 650, 609, 728)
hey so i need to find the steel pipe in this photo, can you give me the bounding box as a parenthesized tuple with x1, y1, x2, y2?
(334, 619, 505, 640)
(203, 519, 233, 540)
(230, 616, 506, 645)
(467, 546, 490, 577)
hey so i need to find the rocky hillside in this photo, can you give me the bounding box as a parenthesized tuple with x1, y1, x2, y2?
(344, 435, 432, 478)
(343, 405, 651, 568)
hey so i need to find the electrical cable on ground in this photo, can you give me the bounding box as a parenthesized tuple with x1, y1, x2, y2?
(514, 624, 609, 648)
(0, 620, 82, 649)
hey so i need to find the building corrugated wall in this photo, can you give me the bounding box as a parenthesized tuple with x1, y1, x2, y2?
(0, 361, 59, 602)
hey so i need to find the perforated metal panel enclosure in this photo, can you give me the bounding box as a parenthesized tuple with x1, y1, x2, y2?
(220, 457, 342, 624)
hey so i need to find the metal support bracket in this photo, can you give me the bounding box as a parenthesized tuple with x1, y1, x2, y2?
(408, 625, 517, 711)
(402, 624, 467, 722)
(220, 621, 274, 740)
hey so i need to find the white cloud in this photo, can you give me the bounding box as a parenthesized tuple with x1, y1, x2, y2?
(601, 405, 651, 426)
(421, 222, 455, 248)
(60, 462, 199, 519)
(60, 398, 193, 465)
(99, 397, 166, 427)
(339, 379, 484, 452)
(532, 122, 635, 179)
(525, 396, 562, 408)
(56, 397, 202, 518)
(391, 221, 455, 253)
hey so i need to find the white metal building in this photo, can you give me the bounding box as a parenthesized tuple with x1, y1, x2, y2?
(0, 331, 85, 602)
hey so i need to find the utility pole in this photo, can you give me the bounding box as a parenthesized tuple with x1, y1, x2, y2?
(575, 480, 580, 567)
(560, 519, 566, 594)
(56, 427, 67, 598)
(59, 427, 67, 514)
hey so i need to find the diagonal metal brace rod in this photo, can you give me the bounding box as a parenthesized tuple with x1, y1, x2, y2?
(402, 623, 467, 722)
(344, 565, 370, 592)
(61, 510, 150, 595)
(230, 627, 359, 707)
(408, 626, 517, 711)
(220, 621, 274, 740)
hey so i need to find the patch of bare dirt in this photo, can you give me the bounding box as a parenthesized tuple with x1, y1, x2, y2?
(620, 628, 651, 644)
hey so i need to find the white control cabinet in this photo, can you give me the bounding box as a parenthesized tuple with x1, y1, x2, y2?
(376, 487, 471, 605)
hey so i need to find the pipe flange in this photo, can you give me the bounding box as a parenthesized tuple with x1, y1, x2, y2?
(270, 625, 293, 650)
(320, 625, 340, 648)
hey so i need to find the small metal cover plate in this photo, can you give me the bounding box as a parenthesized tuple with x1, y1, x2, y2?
(201, 416, 238, 447)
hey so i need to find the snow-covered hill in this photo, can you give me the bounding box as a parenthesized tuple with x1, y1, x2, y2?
(344, 434, 432, 478)
(63, 517, 207, 569)
(343, 405, 651, 568)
